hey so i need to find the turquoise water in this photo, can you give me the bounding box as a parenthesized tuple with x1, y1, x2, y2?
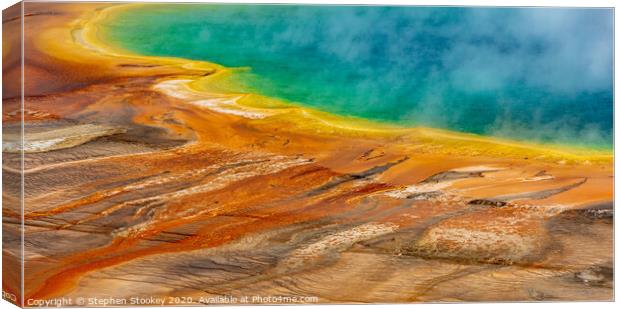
(101, 4, 613, 148)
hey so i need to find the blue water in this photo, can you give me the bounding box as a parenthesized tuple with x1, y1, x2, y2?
(101, 4, 613, 148)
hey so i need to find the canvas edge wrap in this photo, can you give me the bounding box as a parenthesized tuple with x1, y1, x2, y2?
(2, 1, 25, 307)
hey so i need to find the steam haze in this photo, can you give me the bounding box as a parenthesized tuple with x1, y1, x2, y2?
(103, 5, 613, 148)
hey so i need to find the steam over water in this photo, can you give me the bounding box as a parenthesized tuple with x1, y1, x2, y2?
(101, 5, 613, 148)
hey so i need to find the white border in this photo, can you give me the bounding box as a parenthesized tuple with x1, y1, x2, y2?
(1, 0, 616, 7)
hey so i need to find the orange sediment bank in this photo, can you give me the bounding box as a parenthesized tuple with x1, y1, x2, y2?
(3, 2, 613, 303)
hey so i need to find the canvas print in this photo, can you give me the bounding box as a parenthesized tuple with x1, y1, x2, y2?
(2, 1, 613, 306)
